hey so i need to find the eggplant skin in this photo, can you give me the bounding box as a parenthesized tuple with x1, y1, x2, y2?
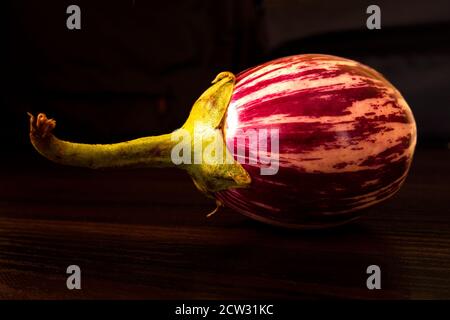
(216, 54, 417, 229)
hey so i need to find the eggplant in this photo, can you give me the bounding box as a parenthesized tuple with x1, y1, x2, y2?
(29, 54, 417, 228)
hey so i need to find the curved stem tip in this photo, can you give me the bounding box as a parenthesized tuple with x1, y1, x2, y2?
(28, 112, 178, 169)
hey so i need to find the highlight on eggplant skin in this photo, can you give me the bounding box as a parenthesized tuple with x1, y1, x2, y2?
(215, 54, 417, 229)
(28, 54, 417, 229)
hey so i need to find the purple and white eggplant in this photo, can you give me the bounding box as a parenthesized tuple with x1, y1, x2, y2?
(28, 54, 417, 228)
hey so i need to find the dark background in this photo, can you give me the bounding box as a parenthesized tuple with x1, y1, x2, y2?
(3, 0, 450, 149)
(1, 0, 449, 299)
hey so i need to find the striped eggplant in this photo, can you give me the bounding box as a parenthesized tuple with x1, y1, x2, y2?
(216, 54, 417, 228)
(28, 54, 416, 229)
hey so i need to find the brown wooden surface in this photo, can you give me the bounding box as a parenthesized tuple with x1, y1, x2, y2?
(0, 148, 449, 299)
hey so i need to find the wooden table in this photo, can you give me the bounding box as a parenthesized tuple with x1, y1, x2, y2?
(0, 148, 449, 299)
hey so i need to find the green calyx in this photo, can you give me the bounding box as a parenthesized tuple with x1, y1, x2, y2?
(179, 72, 251, 196)
(28, 71, 251, 197)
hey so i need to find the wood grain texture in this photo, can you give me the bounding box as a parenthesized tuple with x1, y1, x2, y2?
(0, 149, 449, 299)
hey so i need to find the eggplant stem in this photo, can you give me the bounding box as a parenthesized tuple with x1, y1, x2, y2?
(28, 71, 251, 196)
(28, 112, 180, 169)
